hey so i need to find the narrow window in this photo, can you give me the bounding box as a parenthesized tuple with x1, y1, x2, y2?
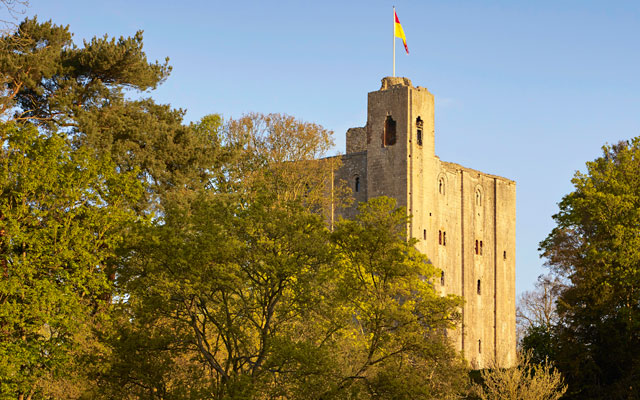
(503, 250, 507, 260)
(440, 271, 445, 286)
(416, 117, 423, 146)
(423, 229, 427, 241)
(384, 115, 396, 146)
(477, 279, 481, 295)
(478, 339, 482, 354)
(475, 240, 479, 255)
(355, 176, 360, 192)
(438, 230, 442, 245)
(480, 241, 483, 255)
(438, 178, 445, 195)
(475, 189, 482, 206)
(443, 232, 447, 246)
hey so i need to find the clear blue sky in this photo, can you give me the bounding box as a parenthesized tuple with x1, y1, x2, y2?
(15, 0, 640, 295)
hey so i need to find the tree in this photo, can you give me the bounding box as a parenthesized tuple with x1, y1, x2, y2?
(516, 274, 561, 363)
(0, 0, 29, 31)
(0, 123, 143, 399)
(516, 274, 561, 336)
(106, 195, 467, 400)
(98, 112, 344, 399)
(539, 138, 640, 399)
(0, 18, 222, 209)
(99, 112, 467, 399)
(327, 197, 467, 400)
(218, 112, 343, 209)
(0, 17, 224, 399)
(472, 351, 566, 400)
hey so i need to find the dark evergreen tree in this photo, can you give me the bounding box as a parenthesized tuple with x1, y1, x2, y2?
(540, 139, 640, 400)
(0, 18, 223, 206)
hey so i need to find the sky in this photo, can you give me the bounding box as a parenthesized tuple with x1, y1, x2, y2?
(11, 0, 640, 295)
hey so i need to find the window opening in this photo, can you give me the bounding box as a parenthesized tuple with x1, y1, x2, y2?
(384, 115, 397, 146)
(443, 232, 447, 246)
(477, 279, 481, 295)
(355, 177, 360, 192)
(438, 230, 442, 245)
(438, 178, 445, 195)
(440, 271, 445, 286)
(416, 117, 423, 146)
(423, 229, 427, 241)
(478, 339, 482, 354)
(475, 240, 479, 255)
(480, 241, 483, 255)
(503, 250, 507, 260)
(476, 189, 482, 207)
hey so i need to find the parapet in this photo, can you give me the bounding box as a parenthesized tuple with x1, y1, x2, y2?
(380, 76, 413, 90)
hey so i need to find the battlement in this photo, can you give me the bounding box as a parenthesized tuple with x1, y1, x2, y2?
(380, 76, 413, 90)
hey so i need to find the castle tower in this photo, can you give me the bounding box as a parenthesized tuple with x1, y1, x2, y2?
(364, 77, 435, 205)
(335, 77, 516, 368)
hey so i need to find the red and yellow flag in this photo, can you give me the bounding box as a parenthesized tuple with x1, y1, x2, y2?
(394, 10, 409, 54)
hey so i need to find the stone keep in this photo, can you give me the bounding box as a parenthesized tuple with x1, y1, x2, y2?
(332, 77, 516, 368)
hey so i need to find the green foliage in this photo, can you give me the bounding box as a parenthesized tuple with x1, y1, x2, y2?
(0, 17, 169, 125)
(1, 17, 224, 210)
(329, 197, 467, 399)
(0, 122, 143, 398)
(219, 112, 341, 208)
(520, 325, 556, 366)
(472, 351, 566, 400)
(539, 138, 640, 399)
(105, 194, 467, 399)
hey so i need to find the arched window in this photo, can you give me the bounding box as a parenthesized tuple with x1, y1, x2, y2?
(416, 116, 423, 146)
(440, 271, 445, 286)
(355, 176, 360, 192)
(384, 115, 396, 146)
(438, 177, 445, 195)
(475, 188, 482, 207)
(477, 279, 481, 295)
(423, 229, 426, 240)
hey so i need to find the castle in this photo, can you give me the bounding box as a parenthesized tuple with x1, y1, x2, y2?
(331, 77, 516, 368)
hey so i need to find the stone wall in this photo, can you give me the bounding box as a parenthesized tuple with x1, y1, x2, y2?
(333, 151, 367, 220)
(346, 127, 366, 154)
(329, 77, 516, 368)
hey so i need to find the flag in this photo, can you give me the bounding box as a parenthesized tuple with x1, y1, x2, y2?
(394, 10, 409, 54)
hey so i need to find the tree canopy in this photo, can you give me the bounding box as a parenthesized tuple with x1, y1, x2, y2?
(0, 17, 223, 208)
(539, 138, 640, 399)
(104, 195, 466, 399)
(0, 123, 143, 399)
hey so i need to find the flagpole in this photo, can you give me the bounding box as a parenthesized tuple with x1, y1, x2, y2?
(392, 6, 396, 77)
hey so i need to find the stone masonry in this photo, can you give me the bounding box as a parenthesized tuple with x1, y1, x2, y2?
(329, 77, 516, 369)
